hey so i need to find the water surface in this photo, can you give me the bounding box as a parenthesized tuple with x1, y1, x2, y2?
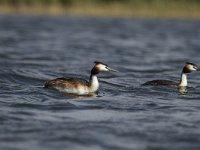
(0, 15, 200, 150)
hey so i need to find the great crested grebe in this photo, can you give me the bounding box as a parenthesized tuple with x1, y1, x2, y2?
(143, 62, 199, 88)
(44, 61, 118, 95)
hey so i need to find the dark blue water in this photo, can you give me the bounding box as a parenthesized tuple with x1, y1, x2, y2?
(0, 14, 200, 150)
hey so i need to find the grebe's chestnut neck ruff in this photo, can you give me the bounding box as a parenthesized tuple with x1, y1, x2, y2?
(143, 62, 199, 88)
(44, 61, 118, 95)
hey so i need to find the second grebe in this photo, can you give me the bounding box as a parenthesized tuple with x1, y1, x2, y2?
(44, 61, 118, 95)
(143, 62, 199, 88)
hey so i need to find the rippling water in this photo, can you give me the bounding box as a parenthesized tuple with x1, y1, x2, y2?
(0, 15, 200, 150)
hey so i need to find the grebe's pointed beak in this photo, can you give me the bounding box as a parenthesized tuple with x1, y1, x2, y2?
(106, 66, 119, 72)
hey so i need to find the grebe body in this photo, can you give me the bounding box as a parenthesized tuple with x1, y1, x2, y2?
(143, 62, 199, 88)
(143, 80, 178, 87)
(44, 62, 117, 95)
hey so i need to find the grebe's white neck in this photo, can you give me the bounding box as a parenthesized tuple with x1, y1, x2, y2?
(89, 75, 99, 92)
(179, 73, 187, 87)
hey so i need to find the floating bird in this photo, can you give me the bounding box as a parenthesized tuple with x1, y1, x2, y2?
(143, 62, 199, 88)
(44, 61, 118, 95)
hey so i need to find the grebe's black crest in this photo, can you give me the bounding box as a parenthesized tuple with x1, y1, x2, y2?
(186, 62, 197, 66)
(94, 61, 108, 66)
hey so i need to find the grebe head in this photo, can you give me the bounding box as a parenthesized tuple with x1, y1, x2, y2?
(91, 61, 118, 75)
(182, 62, 199, 73)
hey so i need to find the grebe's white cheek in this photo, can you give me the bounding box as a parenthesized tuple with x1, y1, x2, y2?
(189, 65, 198, 71)
(98, 64, 109, 71)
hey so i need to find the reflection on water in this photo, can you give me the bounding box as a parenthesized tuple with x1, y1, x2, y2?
(0, 15, 200, 150)
(64, 92, 98, 99)
(178, 86, 187, 95)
